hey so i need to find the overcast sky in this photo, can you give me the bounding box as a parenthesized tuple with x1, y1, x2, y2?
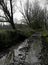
(0, 0, 48, 24)
(0, 0, 47, 20)
(14, 0, 47, 20)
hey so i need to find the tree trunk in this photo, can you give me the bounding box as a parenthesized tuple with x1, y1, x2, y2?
(11, 22, 16, 29)
(10, 0, 16, 30)
(11, 19, 16, 30)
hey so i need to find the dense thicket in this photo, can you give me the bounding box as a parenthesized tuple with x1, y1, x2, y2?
(0, 30, 27, 52)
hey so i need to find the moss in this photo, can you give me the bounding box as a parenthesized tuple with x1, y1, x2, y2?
(42, 31, 48, 36)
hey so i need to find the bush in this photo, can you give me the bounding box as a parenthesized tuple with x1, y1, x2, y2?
(0, 30, 27, 51)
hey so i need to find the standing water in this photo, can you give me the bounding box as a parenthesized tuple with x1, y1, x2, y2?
(0, 32, 42, 65)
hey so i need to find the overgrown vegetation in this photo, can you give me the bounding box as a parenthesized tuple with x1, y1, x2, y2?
(0, 30, 27, 52)
(0, 0, 48, 65)
(39, 36, 48, 65)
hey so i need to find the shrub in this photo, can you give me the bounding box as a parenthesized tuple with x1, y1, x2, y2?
(0, 30, 27, 51)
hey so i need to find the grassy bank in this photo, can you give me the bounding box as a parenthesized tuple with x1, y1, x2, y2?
(0, 30, 28, 52)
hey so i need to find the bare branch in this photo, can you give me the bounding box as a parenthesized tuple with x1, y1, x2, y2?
(0, 20, 8, 22)
(0, 16, 6, 19)
(0, 0, 16, 29)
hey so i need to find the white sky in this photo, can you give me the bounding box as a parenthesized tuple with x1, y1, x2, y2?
(14, 0, 47, 20)
(0, 0, 48, 24)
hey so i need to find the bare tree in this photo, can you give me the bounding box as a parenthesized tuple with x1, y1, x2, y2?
(31, 0, 47, 30)
(17, 0, 48, 30)
(16, 0, 32, 27)
(0, 0, 16, 29)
